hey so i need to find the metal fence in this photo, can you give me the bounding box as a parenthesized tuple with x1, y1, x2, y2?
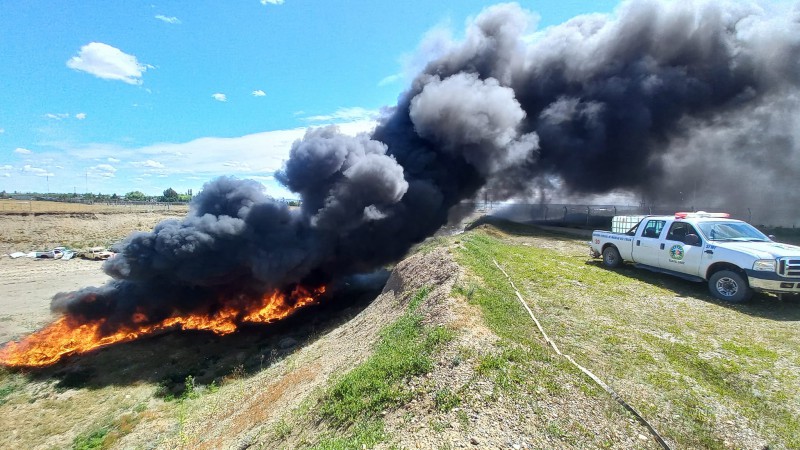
(486, 203, 799, 229)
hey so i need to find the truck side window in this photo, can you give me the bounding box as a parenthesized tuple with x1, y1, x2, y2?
(641, 220, 666, 238)
(667, 223, 701, 245)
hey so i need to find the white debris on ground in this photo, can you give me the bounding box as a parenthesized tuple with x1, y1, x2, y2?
(3, 246, 114, 261)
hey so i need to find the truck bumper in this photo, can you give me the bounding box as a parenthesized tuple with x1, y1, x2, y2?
(746, 271, 800, 294)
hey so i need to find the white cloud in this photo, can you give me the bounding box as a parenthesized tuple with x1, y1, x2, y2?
(155, 15, 181, 24)
(45, 113, 70, 120)
(88, 164, 117, 178)
(67, 42, 148, 85)
(22, 165, 54, 177)
(303, 107, 380, 123)
(75, 113, 87, 120)
(0, 128, 5, 134)
(260, 0, 285, 4)
(131, 159, 166, 169)
(212, 93, 227, 102)
(378, 73, 403, 87)
(2, 174, 9, 178)
(1, 165, 12, 170)
(48, 118, 376, 196)
(252, 90, 266, 97)
(14, 147, 32, 155)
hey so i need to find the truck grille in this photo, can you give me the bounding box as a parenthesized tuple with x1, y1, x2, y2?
(778, 258, 800, 278)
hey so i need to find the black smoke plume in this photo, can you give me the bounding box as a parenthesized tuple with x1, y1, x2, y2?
(54, 0, 800, 330)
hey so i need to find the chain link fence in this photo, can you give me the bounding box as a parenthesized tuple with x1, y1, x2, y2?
(484, 203, 799, 230)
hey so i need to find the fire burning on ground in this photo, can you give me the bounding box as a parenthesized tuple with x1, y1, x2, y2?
(0, 284, 325, 368)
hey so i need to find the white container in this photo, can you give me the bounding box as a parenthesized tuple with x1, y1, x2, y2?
(611, 215, 647, 234)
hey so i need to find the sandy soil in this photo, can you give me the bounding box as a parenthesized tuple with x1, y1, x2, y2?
(0, 258, 110, 343)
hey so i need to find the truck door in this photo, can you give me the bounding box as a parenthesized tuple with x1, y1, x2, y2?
(632, 219, 666, 266)
(659, 222, 703, 276)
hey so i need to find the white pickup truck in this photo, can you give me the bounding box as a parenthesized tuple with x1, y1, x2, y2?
(589, 212, 800, 303)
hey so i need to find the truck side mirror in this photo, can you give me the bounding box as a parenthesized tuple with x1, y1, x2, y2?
(684, 234, 701, 246)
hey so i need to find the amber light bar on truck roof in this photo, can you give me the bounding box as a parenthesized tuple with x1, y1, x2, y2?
(674, 211, 731, 219)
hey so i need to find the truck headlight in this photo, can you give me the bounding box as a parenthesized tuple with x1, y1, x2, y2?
(752, 259, 776, 271)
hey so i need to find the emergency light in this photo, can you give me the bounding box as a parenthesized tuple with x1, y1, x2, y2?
(674, 211, 730, 219)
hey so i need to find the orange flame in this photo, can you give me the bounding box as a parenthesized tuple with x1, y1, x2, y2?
(0, 285, 325, 368)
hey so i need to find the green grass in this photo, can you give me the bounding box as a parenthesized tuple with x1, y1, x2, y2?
(72, 426, 110, 450)
(71, 411, 144, 450)
(455, 225, 800, 449)
(0, 371, 21, 406)
(314, 287, 454, 447)
(273, 418, 292, 440)
(433, 387, 461, 412)
(309, 421, 386, 450)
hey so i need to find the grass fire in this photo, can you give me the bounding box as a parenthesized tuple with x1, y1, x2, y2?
(0, 284, 325, 368)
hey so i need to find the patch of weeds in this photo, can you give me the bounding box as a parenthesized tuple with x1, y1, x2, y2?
(407, 286, 431, 311)
(721, 340, 779, 361)
(0, 375, 21, 406)
(71, 411, 144, 450)
(475, 344, 539, 393)
(429, 419, 447, 432)
(452, 282, 477, 302)
(182, 375, 200, 400)
(661, 341, 748, 397)
(545, 420, 568, 440)
(156, 373, 213, 402)
(309, 420, 386, 450)
(476, 352, 506, 375)
(456, 409, 470, 429)
(73, 425, 109, 450)
(318, 287, 453, 444)
(677, 394, 724, 450)
(273, 418, 292, 440)
(433, 388, 461, 412)
(456, 345, 477, 361)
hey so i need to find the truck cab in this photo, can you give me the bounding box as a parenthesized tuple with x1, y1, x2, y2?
(590, 212, 800, 303)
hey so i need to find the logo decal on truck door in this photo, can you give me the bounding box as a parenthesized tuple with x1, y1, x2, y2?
(669, 244, 685, 261)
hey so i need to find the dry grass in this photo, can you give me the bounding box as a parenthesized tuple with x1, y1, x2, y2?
(0, 199, 189, 214)
(0, 211, 187, 252)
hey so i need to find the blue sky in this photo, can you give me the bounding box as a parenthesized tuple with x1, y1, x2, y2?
(0, 0, 617, 198)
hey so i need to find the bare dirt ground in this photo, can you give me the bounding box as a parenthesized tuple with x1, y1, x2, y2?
(0, 258, 108, 343)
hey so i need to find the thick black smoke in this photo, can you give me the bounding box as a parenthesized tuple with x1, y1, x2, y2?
(54, 0, 800, 330)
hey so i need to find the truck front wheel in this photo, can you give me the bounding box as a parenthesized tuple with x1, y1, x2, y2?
(708, 270, 752, 303)
(602, 246, 622, 269)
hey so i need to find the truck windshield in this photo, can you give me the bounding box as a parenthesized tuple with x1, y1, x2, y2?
(697, 222, 770, 242)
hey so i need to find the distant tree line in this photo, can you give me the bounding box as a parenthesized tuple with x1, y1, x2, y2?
(0, 188, 192, 203)
(2, 188, 302, 206)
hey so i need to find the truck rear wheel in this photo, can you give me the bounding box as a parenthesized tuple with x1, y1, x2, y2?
(708, 270, 752, 303)
(602, 246, 622, 269)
